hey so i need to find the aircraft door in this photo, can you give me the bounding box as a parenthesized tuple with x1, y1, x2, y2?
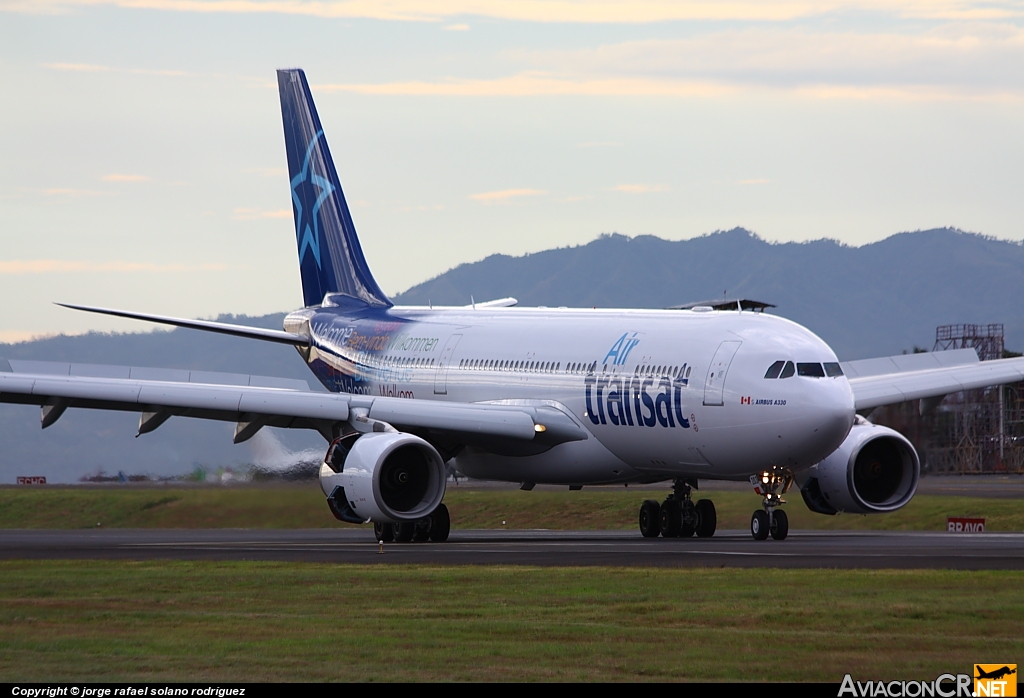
(433, 334, 462, 395)
(703, 340, 741, 406)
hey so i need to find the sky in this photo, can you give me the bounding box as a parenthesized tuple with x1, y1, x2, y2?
(1, 0, 1023, 341)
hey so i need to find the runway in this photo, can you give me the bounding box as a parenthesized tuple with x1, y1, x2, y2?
(1, 528, 1023, 569)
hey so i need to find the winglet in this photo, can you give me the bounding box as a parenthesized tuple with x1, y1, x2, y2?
(277, 69, 392, 309)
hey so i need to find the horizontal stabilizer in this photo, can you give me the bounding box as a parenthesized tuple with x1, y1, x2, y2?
(56, 303, 309, 347)
(466, 297, 518, 308)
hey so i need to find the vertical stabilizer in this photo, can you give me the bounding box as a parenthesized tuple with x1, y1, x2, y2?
(277, 69, 392, 308)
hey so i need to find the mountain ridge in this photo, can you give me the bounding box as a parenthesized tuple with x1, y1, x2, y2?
(393, 227, 1024, 360)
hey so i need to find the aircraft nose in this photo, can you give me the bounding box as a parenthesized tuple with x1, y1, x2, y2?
(809, 379, 856, 458)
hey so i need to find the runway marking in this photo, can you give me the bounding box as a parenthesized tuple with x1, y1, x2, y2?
(114, 542, 1024, 559)
(5, 530, 1023, 568)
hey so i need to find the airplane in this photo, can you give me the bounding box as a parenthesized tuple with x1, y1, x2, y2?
(975, 667, 1016, 681)
(4, 68, 1024, 543)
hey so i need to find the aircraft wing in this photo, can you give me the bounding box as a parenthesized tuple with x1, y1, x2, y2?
(846, 349, 1024, 411)
(0, 363, 587, 454)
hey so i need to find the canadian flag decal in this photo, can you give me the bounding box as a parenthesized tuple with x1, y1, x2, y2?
(740, 396, 751, 405)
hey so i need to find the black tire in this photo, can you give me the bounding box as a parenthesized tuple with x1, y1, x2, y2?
(393, 522, 415, 542)
(770, 509, 789, 541)
(373, 521, 394, 543)
(412, 517, 432, 542)
(639, 500, 661, 538)
(430, 503, 451, 542)
(695, 499, 717, 538)
(751, 510, 770, 541)
(660, 499, 682, 538)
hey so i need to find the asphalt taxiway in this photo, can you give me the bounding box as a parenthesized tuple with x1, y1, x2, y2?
(1, 528, 1022, 569)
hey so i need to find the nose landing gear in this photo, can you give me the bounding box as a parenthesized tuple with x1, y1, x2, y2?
(637, 479, 717, 539)
(750, 468, 793, 541)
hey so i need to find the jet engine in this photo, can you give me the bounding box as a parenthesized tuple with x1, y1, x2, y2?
(318, 432, 447, 524)
(797, 419, 919, 515)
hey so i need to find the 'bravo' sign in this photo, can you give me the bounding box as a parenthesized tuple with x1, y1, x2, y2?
(947, 517, 985, 532)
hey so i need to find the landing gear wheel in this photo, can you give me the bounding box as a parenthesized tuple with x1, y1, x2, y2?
(750, 510, 770, 541)
(770, 509, 789, 541)
(393, 522, 415, 542)
(430, 503, 451, 542)
(374, 521, 394, 543)
(412, 518, 432, 542)
(695, 499, 717, 538)
(660, 500, 682, 538)
(639, 500, 661, 538)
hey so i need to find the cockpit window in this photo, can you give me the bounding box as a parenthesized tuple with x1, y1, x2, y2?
(779, 361, 795, 379)
(764, 361, 785, 379)
(824, 362, 844, 377)
(797, 362, 826, 378)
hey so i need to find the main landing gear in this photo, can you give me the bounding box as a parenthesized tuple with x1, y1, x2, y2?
(374, 503, 451, 543)
(749, 468, 793, 541)
(638, 479, 717, 539)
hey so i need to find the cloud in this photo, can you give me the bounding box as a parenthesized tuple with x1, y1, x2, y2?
(243, 167, 287, 177)
(469, 188, 547, 202)
(27, 188, 106, 197)
(102, 173, 150, 182)
(738, 178, 771, 185)
(444, 23, 469, 30)
(0, 260, 230, 274)
(9, 1, 1024, 23)
(44, 62, 110, 72)
(315, 73, 732, 97)
(232, 208, 292, 220)
(525, 24, 1024, 97)
(313, 21, 1024, 100)
(44, 62, 187, 77)
(18, 4, 1024, 106)
(610, 184, 669, 193)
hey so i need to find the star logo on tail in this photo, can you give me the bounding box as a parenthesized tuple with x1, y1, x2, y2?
(290, 130, 335, 269)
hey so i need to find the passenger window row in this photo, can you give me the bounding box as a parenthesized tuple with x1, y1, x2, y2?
(359, 353, 434, 368)
(455, 360, 695, 379)
(459, 358, 564, 373)
(764, 361, 843, 379)
(634, 364, 692, 379)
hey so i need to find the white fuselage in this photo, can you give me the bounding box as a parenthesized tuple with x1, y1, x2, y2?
(290, 305, 857, 485)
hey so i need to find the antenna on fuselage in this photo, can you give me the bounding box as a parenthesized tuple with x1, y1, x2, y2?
(471, 295, 476, 309)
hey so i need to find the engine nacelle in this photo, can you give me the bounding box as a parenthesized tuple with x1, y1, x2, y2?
(797, 421, 919, 515)
(319, 432, 447, 524)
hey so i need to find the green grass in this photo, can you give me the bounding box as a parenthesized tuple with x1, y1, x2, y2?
(1, 561, 1021, 682)
(1, 484, 1022, 531)
(446, 488, 1024, 532)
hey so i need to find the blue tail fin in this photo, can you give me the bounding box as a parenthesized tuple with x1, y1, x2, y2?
(277, 69, 392, 309)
